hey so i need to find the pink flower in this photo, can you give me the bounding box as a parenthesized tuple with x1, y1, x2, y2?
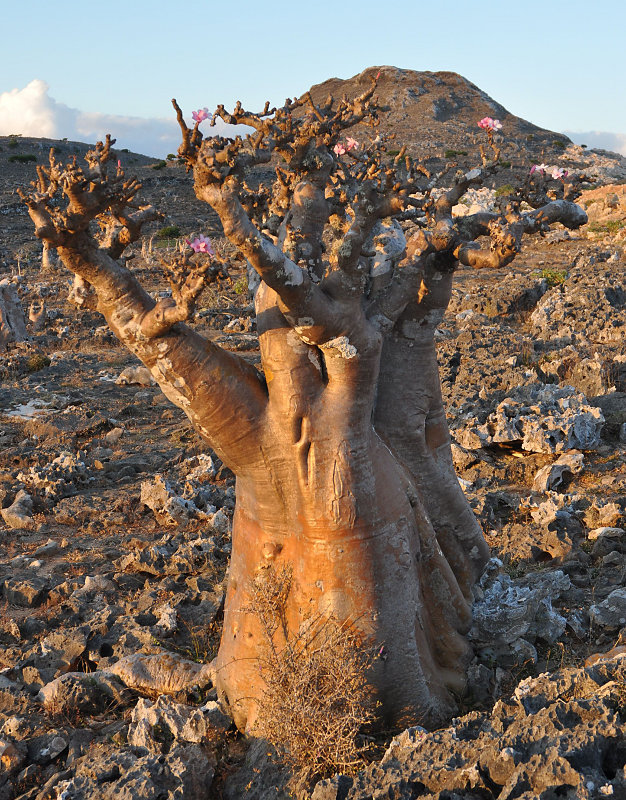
(551, 167, 568, 180)
(477, 117, 502, 132)
(530, 163, 549, 175)
(192, 108, 211, 124)
(333, 138, 359, 156)
(186, 235, 214, 255)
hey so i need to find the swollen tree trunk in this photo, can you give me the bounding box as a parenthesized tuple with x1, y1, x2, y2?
(214, 285, 475, 731)
(0, 279, 28, 347)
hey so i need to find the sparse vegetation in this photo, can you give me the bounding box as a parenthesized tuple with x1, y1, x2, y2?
(156, 225, 181, 239)
(8, 154, 37, 164)
(444, 148, 468, 159)
(151, 160, 167, 170)
(539, 268, 568, 287)
(588, 220, 625, 235)
(495, 183, 515, 197)
(232, 276, 248, 295)
(26, 353, 51, 372)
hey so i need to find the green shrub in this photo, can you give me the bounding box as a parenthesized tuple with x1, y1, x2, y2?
(8, 154, 37, 163)
(151, 160, 167, 170)
(589, 220, 625, 235)
(444, 149, 468, 159)
(27, 354, 51, 373)
(495, 184, 515, 197)
(540, 268, 568, 287)
(156, 225, 181, 239)
(553, 140, 566, 150)
(233, 277, 248, 295)
(166, 153, 177, 161)
(7, 137, 19, 149)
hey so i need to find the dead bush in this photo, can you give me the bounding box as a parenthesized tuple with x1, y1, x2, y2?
(246, 565, 376, 790)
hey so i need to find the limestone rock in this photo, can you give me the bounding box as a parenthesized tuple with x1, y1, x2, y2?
(17, 451, 91, 501)
(38, 672, 128, 715)
(532, 452, 584, 492)
(1, 489, 35, 530)
(470, 559, 570, 666)
(128, 695, 216, 751)
(115, 365, 154, 386)
(454, 383, 604, 453)
(54, 745, 213, 799)
(3, 576, 48, 607)
(590, 587, 626, 630)
(330, 658, 626, 800)
(107, 650, 214, 695)
(140, 474, 210, 526)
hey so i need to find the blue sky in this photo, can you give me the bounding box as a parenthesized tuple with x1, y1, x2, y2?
(1, 0, 624, 156)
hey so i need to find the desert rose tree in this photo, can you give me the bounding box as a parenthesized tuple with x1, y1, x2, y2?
(19, 79, 587, 732)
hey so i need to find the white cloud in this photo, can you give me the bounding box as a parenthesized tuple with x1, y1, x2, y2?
(564, 130, 626, 157)
(0, 80, 245, 157)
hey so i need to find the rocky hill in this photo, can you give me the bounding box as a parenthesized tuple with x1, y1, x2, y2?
(306, 66, 626, 182)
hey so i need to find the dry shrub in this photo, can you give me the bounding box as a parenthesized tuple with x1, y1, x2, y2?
(246, 565, 375, 788)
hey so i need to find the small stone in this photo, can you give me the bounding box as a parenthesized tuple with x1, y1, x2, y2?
(33, 538, 60, 557)
(34, 733, 68, 764)
(116, 366, 153, 386)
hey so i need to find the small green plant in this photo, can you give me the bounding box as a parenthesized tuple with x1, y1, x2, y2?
(584, 198, 598, 208)
(27, 354, 51, 373)
(539, 268, 568, 287)
(8, 137, 19, 149)
(233, 277, 248, 295)
(121, 148, 130, 153)
(156, 225, 181, 239)
(386, 149, 401, 157)
(495, 184, 515, 197)
(151, 160, 167, 170)
(553, 140, 566, 150)
(444, 149, 468, 159)
(588, 220, 625, 235)
(8, 154, 37, 163)
(499, 160, 512, 168)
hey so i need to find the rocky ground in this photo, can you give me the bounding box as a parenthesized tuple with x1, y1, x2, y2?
(1, 75, 626, 799)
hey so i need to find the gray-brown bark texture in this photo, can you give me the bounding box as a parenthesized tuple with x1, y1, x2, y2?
(19, 81, 588, 733)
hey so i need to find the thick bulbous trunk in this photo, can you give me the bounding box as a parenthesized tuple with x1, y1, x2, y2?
(214, 424, 475, 733)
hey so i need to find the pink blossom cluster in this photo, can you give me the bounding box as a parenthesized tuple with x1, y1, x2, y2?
(186, 234, 215, 255)
(530, 164, 569, 180)
(333, 137, 359, 156)
(192, 108, 211, 124)
(477, 117, 502, 132)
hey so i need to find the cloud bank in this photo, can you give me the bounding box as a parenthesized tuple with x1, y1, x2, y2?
(0, 80, 243, 157)
(564, 130, 626, 157)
